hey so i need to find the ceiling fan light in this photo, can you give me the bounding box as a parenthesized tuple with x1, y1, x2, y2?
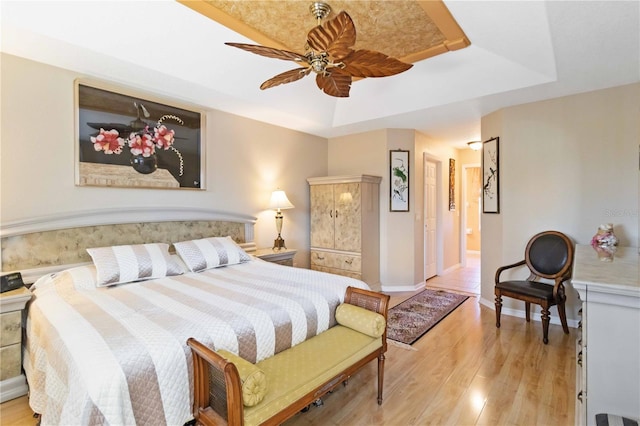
(467, 141, 482, 150)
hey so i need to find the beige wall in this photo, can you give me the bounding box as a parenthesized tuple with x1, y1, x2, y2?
(0, 54, 328, 268)
(328, 129, 464, 291)
(480, 83, 640, 324)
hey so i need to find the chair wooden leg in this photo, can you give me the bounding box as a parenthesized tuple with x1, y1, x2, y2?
(377, 352, 385, 405)
(525, 302, 531, 322)
(541, 306, 550, 344)
(494, 293, 502, 328)
(557, 302, 570, 334)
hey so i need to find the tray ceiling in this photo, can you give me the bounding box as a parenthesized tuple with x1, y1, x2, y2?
(180, 0, 470, 64)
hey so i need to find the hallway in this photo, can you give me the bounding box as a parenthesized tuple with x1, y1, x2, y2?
(425, 251, 480, 295)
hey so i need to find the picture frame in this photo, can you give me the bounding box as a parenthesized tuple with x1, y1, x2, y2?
(75, 79, 205, 190)
(482, 136, 499, 213)
(449, 158, 456, 211)
(390, 150, 410, 212)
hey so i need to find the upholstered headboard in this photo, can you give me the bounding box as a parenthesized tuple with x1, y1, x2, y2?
(0, 207, 257, 283)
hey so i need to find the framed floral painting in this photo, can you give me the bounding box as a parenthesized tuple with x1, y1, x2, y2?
(390, 150, 409, 212)
(75, 79, 205, 189)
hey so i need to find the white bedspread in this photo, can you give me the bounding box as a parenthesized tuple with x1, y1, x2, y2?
(24, 259, 369, 425)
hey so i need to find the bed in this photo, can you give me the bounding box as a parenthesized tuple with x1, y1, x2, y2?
(0, 208, 370, 425)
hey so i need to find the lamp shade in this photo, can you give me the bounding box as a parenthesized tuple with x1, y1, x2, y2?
(269, 190, 294, 211)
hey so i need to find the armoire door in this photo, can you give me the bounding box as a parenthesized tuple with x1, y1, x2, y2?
(310, 184, 335, 248)
(334, 182, 361, 252)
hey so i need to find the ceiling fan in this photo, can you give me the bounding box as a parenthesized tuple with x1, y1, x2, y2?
(225, 2, 413, 98)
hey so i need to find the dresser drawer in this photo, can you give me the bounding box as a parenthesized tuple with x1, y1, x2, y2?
(0, 311, 22, 347)
(0, 343, 21, 380)
(310, 250, 361, 273)
(311, 265, 362, 281)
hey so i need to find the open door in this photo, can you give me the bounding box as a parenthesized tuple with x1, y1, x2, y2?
(424, 159, 437, 280)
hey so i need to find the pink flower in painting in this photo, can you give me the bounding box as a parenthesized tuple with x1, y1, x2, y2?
(153, 124, 175, 150)
(91, 108, 186, 176)
(90, 128, 125, 154)
(128, 130, 156, 157)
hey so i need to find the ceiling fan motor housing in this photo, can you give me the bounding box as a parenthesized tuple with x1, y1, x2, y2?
(310, 2, 331, 22)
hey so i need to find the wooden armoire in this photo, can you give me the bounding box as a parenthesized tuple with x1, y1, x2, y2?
(307, 175, 381, 286)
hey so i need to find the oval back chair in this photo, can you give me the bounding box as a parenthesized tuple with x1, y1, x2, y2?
(494, 230, 574, 344)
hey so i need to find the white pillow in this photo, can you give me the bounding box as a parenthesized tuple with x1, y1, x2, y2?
(173, 236, 251, 272)
(87, 243, 183, 287)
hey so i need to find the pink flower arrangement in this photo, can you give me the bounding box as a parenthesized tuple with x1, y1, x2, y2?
(91, 120, 178, 158)
(90, 114, 184, 176)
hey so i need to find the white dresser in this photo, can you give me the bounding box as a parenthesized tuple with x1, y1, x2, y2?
(307, 175, 381, 286)
(572, 245, 639, 425)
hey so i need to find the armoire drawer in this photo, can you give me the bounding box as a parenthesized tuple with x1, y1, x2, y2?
(310, 250, 361, 273)
(311, 265, 362, 281)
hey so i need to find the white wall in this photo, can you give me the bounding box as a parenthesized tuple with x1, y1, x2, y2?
(480, 83, 640, 324)
(0, 54, 328, 267)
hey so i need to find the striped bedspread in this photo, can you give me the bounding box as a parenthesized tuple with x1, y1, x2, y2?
(24, 258, 369, 425)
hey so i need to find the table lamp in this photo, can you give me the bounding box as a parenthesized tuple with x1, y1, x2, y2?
(269, 189, 294, 250)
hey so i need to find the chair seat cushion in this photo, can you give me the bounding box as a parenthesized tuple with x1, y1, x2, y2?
(496, 280, 555, 302)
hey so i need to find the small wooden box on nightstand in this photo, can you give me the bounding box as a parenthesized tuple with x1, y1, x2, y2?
(253, 248, 297, 266)
(0, 286, 32, 403)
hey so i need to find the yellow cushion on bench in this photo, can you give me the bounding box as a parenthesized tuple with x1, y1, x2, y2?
(243, 325, 382, 426)
(217, 350, 267, 407)
(335, 303, 386, 338)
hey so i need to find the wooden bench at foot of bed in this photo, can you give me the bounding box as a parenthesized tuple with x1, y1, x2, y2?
(187, 286, 390, 426)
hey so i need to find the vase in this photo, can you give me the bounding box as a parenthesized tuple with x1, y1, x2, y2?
(130, 154, 157, 174)
(591, 223, 619, 248)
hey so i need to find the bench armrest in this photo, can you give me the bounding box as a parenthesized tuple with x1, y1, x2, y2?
(344, 286, 390, 349)
(345, 286, 390, 317)
(186, 337, 244, 426)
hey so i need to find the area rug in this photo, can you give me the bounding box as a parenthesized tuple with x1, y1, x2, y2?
(387, 289, 469, 346)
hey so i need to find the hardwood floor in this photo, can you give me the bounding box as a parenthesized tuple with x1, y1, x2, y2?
(0, 257, 576, 425)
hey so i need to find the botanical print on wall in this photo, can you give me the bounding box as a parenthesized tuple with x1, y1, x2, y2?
(449, 158, 455, 211)
(390, 150, 409, 212)
(482, 137, 499, 213)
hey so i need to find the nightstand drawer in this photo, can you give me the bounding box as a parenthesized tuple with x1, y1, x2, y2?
(0, 344, 21, 380)
(311, 250, 361, 273)
(254, 248, 296, 266)
(0, 311, 22, 347)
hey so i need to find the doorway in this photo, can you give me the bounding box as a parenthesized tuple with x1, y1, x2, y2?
(425, 163, 482, 295)
(424, 159, 437, 280)
(423, 154, 443, 282)
(460, 164, 481, 267)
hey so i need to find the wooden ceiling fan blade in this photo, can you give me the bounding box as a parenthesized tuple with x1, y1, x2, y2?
(316, 70, 352, 97)
(225, 42, 308, 63)
(307, 11, 356, 60)
(260, 67, 312, 90)
(342, 49, 413, 78)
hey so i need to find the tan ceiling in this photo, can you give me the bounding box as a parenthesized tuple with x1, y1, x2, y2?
(179, 0, 470, 64)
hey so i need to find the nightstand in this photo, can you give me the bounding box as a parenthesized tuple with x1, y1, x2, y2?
(254, 248, 297, 266)
(0, 286, 32, 403)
